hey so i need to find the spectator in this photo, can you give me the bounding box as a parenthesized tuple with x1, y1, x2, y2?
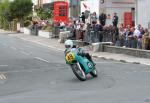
(118, 24, 125, 46)
(59, 20, 65, 29)
(73, 20, 77, 29)
(113, 26, 119, 45)
(80, 23, 86, 41)
(124, 25, 131, 47)
(99, 12, 107, 26)
(134, 26, 142, 49)
(143, 28, 150, 49)
(98, 24, 103, 42)
(128, 27, 135, 48)
(128, 27, 134, 36)
(91, 12, 98, 25)
(134, 25, 141, 38)
(72, 20, 77, 39)
(144, 28, 150, 37)
(112, 12, 119, 27)
(30, 21, 39, 35)
(84, 10, 90, 19)
(138, 24, 142, 29)
(80, 12, 86, 23)
(41, 19, 46, 27)
(54, 20, 60, 27)
(140, 27, 145, 35)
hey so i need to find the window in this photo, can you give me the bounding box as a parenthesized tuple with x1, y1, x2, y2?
(59, 6, 67, 16)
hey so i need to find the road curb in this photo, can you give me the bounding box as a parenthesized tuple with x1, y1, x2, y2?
(92, 55, 141, 65)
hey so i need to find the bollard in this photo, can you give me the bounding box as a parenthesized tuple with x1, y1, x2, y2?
(58, 31, 70, 43)
(92, 43, 100, 52)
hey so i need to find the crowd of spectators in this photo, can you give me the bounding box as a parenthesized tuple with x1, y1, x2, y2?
(117, 24, 150, 50)
(68, 12, 150, 50)
(39, 11, 150, 50)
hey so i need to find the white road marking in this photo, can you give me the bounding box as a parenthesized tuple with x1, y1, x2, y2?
(0, 74, 6, 80)
(20, 51, 30, 55)
(34, 57, 50, 63)
(10, 46, 17, 50)
(0, 65, 8, 67)
(0, 75, 2, 80)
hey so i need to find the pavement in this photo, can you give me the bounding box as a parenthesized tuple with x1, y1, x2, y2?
(1, 29, 150, 66)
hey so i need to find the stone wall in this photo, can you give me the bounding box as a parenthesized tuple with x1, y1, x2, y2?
(104, 46, 150, 58)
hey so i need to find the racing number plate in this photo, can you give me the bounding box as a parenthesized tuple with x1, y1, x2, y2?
(65, 53, 75, 62)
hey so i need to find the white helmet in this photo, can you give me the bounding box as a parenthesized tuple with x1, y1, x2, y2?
(64, 40, 73, 49)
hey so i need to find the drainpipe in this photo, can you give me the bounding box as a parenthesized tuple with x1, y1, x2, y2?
(135, 0, 138, 26)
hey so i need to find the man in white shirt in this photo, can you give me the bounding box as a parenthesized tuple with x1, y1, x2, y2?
(133, 25, 142, 49)
(133, 26, 141, 37)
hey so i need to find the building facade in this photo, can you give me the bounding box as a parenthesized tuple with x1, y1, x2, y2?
(136, 0, 150, 29)
(81, 0, 135, 26)
(32, 0, 150, 29)
(104, 0, 135, 26)
(33, 0, 80, 20)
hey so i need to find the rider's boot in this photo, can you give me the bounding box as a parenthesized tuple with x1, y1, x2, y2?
(89, 58, 96, 66)
(91, 60, 96, 66)
(84, 53, 96, 66)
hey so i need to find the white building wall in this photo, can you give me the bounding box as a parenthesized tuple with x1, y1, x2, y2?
(105, 0, 135, 25)
(43, 0, 50, 3)
(81, 0, 100, 16)
(81, 0, 135, 25)
(32, 0, 38, 5)
(105, 0, 134, 8)
(137, 0, 150, 28)
(106, 8, 131, 25)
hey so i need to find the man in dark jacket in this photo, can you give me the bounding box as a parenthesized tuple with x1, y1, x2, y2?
(99, 13, 107, 26)
(80, 12, 85, 23)
(112, 12, 119, 27)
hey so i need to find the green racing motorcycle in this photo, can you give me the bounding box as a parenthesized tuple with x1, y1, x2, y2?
(65, 50, 98, 81)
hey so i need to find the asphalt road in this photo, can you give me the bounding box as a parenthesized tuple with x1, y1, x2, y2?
(0, 32, 150, 103)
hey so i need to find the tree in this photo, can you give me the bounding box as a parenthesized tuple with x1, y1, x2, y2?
(0, 0, 10, 29)
(35, 7, 53, 20)
(9, 0, 33, 27)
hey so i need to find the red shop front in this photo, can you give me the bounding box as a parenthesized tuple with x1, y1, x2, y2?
(124, 12, 133, 27)
(54, 1, 69, 23)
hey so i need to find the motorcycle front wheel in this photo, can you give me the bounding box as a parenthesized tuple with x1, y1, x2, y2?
(71, 63, 86, 81)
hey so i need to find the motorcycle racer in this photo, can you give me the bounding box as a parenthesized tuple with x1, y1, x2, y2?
(64, 39, 95, 66)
